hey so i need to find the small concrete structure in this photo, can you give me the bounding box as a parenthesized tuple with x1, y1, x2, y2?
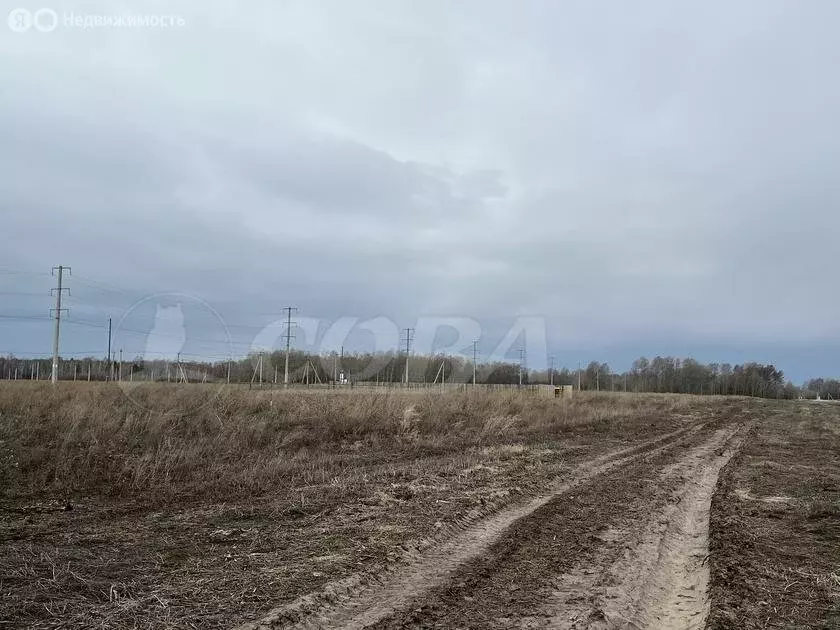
(540, 384, 574, 398)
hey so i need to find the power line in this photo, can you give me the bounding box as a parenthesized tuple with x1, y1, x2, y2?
(0, 350, 106, 357)
(71, 274, 142, 297)
(62, 319, 107, 330)
(59, 319, 257, 350)
(62, 314, 252, 340)
(0, 268, 50, 277)
(59, 313, 307, 336)
(0, 315, 52, 321)
(0, 348, 272, 363)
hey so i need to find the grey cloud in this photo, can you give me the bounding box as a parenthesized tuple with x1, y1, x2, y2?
(2, 0, 840, 380)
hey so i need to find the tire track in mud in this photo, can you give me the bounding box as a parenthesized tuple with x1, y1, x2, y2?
(527, 425, 748, 629)
(365, 424, 732, 630)
(235, 423, 705, 630)
(629, 428, 745, 630)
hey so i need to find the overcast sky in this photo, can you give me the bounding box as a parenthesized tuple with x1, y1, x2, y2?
(2, 0, 839, 381)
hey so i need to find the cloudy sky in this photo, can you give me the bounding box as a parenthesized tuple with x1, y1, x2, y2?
(2, 0, 839, 381)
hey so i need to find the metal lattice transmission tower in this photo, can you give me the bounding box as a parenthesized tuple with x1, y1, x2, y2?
(549, 354, 555, 387)
(472, 339, 479, 386)
(107, 317, 113, 381)
(50, 265, 70, 383)
(282, 306, 298, 386)
(401, 328, 414, 385)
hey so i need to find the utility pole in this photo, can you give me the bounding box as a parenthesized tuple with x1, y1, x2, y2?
(50, 265, 70, 383)
(107, 317, 113, 381)
(518, 347, 526, 386)
(549, 355, 555, 387)
(472, 339, 478, 387)
(248, 354, 262, 388)
(282, 307, 297, 386)
(176, 352, 188, 383)
(118, 349, 123, 381)
(578, 361, 582, 391)
(401, 328, 414, 385)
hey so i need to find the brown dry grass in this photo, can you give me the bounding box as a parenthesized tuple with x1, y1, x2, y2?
(0, 383, 699, 502)
(0, 383, 730, 628)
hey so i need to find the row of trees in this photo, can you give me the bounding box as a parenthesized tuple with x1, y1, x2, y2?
(525, 357, 794, 399)
(0, 352, 832, 400)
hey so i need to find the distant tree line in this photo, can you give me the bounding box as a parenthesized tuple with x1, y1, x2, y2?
(527, 357, 795, 399)
(0, 352, 832, 400)
(0, 351, 531, 386)
(802, 378, 840, 400)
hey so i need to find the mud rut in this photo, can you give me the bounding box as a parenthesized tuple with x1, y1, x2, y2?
(238, 421, 747, 630)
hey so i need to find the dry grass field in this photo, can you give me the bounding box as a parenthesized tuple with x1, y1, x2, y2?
(0, 383, 837, 628)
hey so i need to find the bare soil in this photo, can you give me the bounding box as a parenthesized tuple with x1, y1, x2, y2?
(320, 420, 743, 629)
(526, 425, 745, 629)
(245, 423, 705, 629)
(706, 402, 840, 629)
(1, 388, 836, 629)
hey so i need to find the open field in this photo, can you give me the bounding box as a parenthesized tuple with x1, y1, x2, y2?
(0, 384, 837, 628)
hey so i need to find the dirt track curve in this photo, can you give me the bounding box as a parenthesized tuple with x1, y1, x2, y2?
(237, 420, 748, 630)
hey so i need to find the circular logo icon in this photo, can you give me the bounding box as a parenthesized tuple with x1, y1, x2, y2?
(8, 8, 32, 32)
(33, 7, 57, 32)
(113, 293, 233, 415)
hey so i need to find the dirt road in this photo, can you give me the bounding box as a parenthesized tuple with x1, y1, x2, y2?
(240, 420, 748, 629)
(6, 393, 835, 629)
